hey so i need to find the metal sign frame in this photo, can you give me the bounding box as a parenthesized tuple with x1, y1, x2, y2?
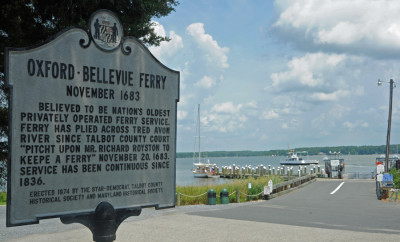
(6, 9, 179, 227)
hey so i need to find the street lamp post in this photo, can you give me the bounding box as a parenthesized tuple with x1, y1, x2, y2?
(378, 79, 395, 172)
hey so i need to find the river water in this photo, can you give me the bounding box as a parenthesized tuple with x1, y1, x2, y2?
(176, 154, 380, 186)
(0, 154, 381, 191)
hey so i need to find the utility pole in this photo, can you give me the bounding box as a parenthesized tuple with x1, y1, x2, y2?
(379, 79, 395, 172)
(385, 79, 394, 172)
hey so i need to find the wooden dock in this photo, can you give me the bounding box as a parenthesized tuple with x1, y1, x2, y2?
(216, 164, 322, 179)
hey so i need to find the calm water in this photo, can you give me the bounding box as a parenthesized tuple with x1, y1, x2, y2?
(0, 154, 379, 191)
(176, 154, 378, 186)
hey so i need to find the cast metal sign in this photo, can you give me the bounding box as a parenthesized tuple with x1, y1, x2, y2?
(6, 9, 179, 226)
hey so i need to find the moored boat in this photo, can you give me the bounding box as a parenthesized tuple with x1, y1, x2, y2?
(191, 104, 219, 178)
(280, 150, 319, 165)
(192, 160, 218, 178)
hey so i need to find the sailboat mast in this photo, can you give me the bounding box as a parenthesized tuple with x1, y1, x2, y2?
(198, 104, 201, 164)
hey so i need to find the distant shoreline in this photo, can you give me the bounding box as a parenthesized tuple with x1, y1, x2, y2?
(177, 144, 400, 158)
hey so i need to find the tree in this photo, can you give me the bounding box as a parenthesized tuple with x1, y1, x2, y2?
(0, 0, 179, 190)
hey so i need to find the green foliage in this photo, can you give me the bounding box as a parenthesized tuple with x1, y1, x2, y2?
(176, 176, 283, 205)
(0, 0, 179, 49)
(0, 192, 6, 205)
(389, 168, 400, 189)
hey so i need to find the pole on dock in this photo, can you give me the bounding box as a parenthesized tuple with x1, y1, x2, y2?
(385, 79, 394, 173)
(378, 79, 396, 172)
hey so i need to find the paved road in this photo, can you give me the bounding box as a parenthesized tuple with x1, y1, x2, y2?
(190, 179, 400, 234)
(1, 179, 400, 241)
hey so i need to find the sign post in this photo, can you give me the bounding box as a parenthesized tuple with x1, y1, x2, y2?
(6, 9, 179, 239)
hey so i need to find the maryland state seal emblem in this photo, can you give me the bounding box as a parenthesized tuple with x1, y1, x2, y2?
(89, 10, 123, 51)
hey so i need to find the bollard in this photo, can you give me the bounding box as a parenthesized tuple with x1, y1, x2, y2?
(264, 184, 271, 200)
(268, 180, 273, 195)
(236, 188, 240, 203)
(220, 189, 229, 204)
(247, 183, 252, 201)
(177, 192, 180, 206)
(61, 201, 141, 242)
(207, 189, 216, 205)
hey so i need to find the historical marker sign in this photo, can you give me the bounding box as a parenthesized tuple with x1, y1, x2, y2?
(6, 9, 179, 226)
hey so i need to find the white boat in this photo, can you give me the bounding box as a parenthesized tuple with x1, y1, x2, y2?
(192, 104, 218, 178)
(192, 159, 218, 178)
(280, 150, 319, 165)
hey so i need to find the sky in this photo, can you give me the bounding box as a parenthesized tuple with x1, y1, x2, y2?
(149, 0, 400, 153)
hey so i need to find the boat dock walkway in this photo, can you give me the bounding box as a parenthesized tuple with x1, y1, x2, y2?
(216, 164, 322, 179)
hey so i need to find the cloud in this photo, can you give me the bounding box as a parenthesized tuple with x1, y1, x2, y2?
(195, 75, 216, 88)
(177, 110, 188, 120)
(280, 119, 298, 130)
(195, 102, 258, 133)
(148, 21, 184, 61)
(311, 104, 353, 131)
(273, 0, 400, 58)
(211, 102, 242, 113)
(186, 23, 229, 68)
(342, 120, 369, 129)
(310, 89, 349, 102)
(270, 52, 346, 88)
(268, 52, 351, 102)
(262, 110, 280, 120)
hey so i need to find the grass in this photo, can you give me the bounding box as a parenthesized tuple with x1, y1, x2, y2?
(0, 192, 6, 205)
(176, 175, 283, 205)
(0, 176, 285, 206)
(388, 190, 400, 201)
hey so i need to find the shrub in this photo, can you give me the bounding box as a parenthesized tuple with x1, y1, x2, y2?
(0, 192, 6, 205)
(389, 168, 400, 189)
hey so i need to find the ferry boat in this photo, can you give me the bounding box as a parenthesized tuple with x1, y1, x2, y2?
(280, 150, 319, 165)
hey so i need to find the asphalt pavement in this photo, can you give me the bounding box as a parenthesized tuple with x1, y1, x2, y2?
(2, 179, 400, 242)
